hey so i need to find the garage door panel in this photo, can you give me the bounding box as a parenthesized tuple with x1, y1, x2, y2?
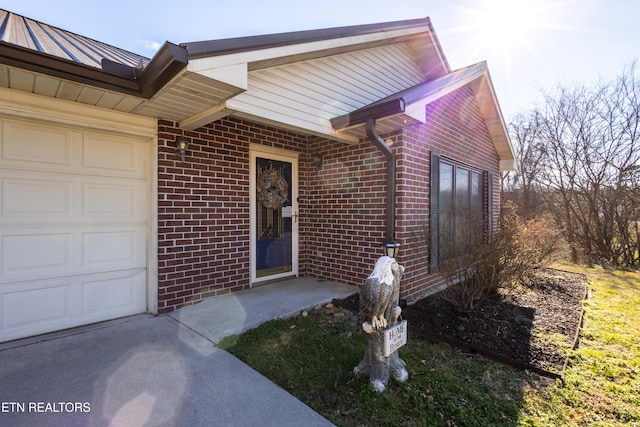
(79, 132, 148, 178)
(83, 182, 141, 217)
(82, 227, 146, 268)
(3, 177, 72, 217)
(2, 120, 72, 166)
(83, 133, 141, 172)
(81, 270, 146, 315)
(2, 283, 71, 331)
(2, 233, 71, 273)
(1, 118, 147, 179)
(0, 269, 146, 342)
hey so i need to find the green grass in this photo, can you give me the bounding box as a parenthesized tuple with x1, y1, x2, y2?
(220, 266, 640, 426)
(518, 266, 640, 426)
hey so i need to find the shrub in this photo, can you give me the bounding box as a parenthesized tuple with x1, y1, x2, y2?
(439, 203, 562, 311)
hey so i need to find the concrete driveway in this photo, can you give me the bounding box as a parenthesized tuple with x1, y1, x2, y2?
(0, 278, 356, 427)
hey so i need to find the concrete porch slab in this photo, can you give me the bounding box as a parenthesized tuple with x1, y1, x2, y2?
(168, 277, 357, 344)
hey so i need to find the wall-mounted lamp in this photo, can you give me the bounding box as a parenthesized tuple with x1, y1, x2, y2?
(382, 239, 401, 259)
(310, 153, 323, 170)
(175, 136, 190, 162)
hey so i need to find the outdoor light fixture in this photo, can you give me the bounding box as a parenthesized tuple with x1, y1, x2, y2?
(175, 136, 190, 162)
(310, 153, 323, 170)
(383, 239, 401, 259)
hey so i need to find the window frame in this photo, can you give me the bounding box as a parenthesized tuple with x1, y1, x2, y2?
(430, 152, 492, 273)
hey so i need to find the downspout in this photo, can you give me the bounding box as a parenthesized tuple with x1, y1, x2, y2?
(366, 118, 396, 244)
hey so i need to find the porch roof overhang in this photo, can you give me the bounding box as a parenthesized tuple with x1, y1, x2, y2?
(330, 61, 516, 171)
(174, 17, 450, 132)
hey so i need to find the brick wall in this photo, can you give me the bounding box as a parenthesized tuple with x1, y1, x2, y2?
(303, 85, 500, 302)
(156, 117, 308, 314)
(156, 83, 502, 313)
(303, 136, 390, 287)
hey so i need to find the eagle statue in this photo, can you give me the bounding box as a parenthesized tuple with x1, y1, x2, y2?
(359, 256, 404, 333)
(354, 255, 408, 392)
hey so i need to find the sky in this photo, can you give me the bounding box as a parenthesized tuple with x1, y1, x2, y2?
(1, 0, 639, 122)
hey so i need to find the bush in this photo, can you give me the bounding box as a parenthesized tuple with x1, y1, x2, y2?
(439, 203, 562, 311)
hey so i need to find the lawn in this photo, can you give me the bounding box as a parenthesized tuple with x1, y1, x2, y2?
(219, 266, 639, 426)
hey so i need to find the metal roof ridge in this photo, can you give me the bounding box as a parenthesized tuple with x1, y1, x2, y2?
(181, 17, 432, 59)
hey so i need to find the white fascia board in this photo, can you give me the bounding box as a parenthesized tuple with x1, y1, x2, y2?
(427, 27, 450, 73)
(476, 68, 516, 163)
(187, 26, 431, 72)
(404, 100, 430, 123)
(188, 61, 248, 92)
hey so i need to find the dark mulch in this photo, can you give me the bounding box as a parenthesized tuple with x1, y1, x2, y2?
(336, 268, 587, 376)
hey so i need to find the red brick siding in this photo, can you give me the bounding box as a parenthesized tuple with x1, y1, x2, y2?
(156, 83, 501, 313)
(303, 137, 390, 287)
(157, 117, 308, 314)
(303, 85, 500, 301)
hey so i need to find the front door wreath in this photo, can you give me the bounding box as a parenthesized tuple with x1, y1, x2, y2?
(257, 165, 289, 209)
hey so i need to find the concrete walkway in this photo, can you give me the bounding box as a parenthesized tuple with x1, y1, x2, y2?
(0, 278, 356, 427)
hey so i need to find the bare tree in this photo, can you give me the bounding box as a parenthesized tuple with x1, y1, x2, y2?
(523, 61, 640, 266)
(503, 111, 546, 218)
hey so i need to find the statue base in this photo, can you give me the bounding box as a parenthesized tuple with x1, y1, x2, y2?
(354, 321, 409, 393)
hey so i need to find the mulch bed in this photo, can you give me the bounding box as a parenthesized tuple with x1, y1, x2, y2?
(334, 268, 587, 377)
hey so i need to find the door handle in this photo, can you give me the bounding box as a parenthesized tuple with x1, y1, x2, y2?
(293, 211, 298, 223)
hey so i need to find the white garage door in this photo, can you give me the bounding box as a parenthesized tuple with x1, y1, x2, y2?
(0, 118, 149, 342)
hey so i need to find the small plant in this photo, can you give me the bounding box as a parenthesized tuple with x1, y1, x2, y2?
(438, 202, 562, 311)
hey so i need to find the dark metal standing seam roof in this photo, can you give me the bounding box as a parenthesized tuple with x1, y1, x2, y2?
(0, 8, 187, 98)
(0, 9, 149, 68)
